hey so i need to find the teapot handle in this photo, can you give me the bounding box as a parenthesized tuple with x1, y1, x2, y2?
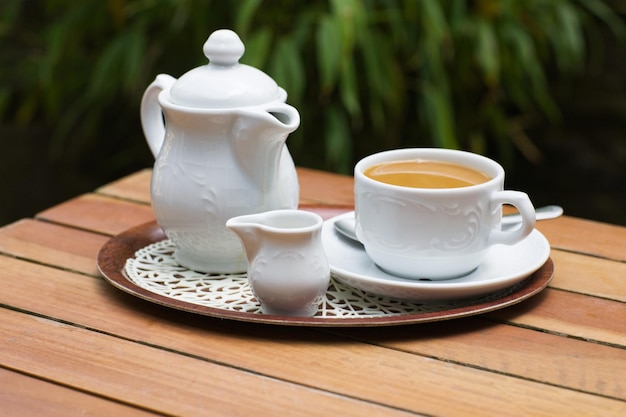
(140, 74, 176, 158)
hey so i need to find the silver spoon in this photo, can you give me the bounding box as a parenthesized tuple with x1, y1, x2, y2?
(334, 205, 563, 243)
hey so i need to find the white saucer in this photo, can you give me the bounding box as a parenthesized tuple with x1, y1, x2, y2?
(321, 212, 551, 302)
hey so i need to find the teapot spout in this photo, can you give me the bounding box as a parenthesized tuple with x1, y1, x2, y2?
(239, 100, 300, 136)
(232, 101, 300, 206)
(265, 102, 300, 132)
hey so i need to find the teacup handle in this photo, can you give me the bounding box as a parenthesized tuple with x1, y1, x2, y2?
(489, 191, 536, 245)
(140, 74, 176, 158)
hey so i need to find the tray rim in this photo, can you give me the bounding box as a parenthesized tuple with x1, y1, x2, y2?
(97, 219, 554, 327)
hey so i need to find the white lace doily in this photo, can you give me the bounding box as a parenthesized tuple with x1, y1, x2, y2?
(124, 240, 521, 318)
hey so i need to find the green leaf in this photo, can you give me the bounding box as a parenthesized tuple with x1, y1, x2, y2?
(556, 3, 584, 70)
(448, 0, 468, 32)
(330, 0, 363, 50)
(502, 22, 534, 66)
(40, 23, 65, 85)
(316, 15, 342, 93)
(269, 38, 305, 102)
(234, 0, 263, 36)
(123, 28, 146, 93)
(422, 84, 457, 149)
(324, 106, 352, 173)
(475, 18, 500, 86)
(421, 0, 447, 41)
(339, 59, 361, 118)
(241, 28, 272, 69)
(358, 29, 386, 98)
(579, 0, 626, 39)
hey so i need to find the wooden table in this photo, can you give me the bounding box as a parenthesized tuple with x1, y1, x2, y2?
(1, 167, 624, 416)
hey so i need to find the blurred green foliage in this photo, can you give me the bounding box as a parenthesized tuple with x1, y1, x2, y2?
(0, 0, 623, 178)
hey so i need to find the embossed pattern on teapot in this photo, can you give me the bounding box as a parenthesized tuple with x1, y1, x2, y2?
(140, 29, 300, 273)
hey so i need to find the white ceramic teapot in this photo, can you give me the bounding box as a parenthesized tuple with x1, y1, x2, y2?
(140, 29, 300, 273)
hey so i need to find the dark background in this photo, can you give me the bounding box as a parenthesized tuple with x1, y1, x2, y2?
(1, 1, 624, 227)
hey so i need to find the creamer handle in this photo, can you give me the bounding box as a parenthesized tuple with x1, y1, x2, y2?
(140, 74, 176, 158)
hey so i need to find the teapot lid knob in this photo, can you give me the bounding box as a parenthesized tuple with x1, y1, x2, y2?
(167, 29, 287, 108)
(203, 29, 244, 66)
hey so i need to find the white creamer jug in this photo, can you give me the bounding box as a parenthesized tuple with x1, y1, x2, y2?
(226, 210, 330, 317)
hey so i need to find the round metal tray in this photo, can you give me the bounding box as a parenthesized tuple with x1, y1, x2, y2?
(97, 217, 553, 327)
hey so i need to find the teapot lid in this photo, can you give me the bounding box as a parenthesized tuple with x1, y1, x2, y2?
(169, 29, 284, 108)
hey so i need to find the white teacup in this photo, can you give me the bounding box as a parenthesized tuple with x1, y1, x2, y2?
(354, 148, 536, 280)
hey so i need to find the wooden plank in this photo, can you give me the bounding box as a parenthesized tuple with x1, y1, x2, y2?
(299, 204, 352, 220)
(1, 256, 623, 415)
(0, 219, 108, 276)
(549, 249, 626, 302)
(36, 194, 155, 236)
(95, 167, 355, 208)
(337, 316, 626, 401)
(486, 288, 626, 347)
(96, 168, 152, 204)
(0, 309, 414, 417)
(297, 167, 354, 207)
(536, 216, 626, 262)
(0, 368, 160, 417)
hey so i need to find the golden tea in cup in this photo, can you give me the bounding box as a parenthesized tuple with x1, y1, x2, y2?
(364, 160, 491, 189)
